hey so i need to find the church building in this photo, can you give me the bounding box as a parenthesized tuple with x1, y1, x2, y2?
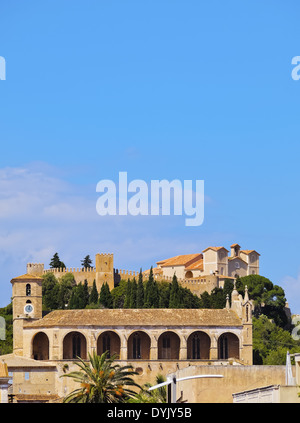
(0, 266, 253, 402)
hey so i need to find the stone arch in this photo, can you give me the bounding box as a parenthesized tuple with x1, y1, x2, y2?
(185, 271, 193, 279)
(32, 331, 49, 360)
(97, 331, 121, 358)
(63, 331, 87, 360)
(187, 331, 211, 359)
(218, 332, 240, 360)
(158, 331, 180, 360)
(127, 331, 151, 360)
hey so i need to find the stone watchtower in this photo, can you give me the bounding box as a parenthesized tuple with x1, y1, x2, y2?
(95, 253, 114, 292)
(10, 274, 43, 356)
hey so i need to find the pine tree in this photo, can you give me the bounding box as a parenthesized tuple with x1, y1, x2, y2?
(49, 252, 65, 269)
(136, 269, 144, 308)
(130, 278, 137, 309)
(89, 280, 98, 304)
(81, 255, 93, 269)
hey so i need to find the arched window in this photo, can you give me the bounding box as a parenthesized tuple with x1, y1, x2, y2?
(63, 332, 87, 360)
(158, 331, 180, 360)
(127, 331, 151, 360)
(187, 331, 211, 360)
(26, 284, 31, 296)
(97, 331, 121, 358)
(218, 333, 239, 360)
(32, 332, 49, 360)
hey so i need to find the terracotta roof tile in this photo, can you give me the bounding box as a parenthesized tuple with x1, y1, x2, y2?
(202, 247, 229, 253)
(240, 250, 260, 256)
(24, 308, 242, 328)
(160, 254, 202, 267)
(185, 259, 204, 271)
(10, 274, 43, 282)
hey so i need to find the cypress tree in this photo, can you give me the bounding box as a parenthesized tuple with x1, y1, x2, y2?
(89, 280, 98, 304)
(124, 279, 132, 309)
(75, 283, 86, 309)
(105, 283, 113, 309)
(99, 283, 107, 307)
(83, 280, 89, 308)
(151, 280, 159, 308)
(144, 267, 154, 308)
(136, 269, 144, 308)
(169, 274, 182, 308)
(130, 278, 137, 308)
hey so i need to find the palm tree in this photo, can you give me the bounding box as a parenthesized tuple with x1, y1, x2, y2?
(128, 374, 167, 403)
(61, 351, 141, 403)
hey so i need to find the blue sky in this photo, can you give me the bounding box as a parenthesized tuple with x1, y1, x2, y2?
(0, 1, 300, 313)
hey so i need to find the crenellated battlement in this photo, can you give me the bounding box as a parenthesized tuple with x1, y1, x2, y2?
(115, 269, 140, 279)
(27, 252, 220, 297)
(27, 263, 45, 276)
(44, 267, 96, 274)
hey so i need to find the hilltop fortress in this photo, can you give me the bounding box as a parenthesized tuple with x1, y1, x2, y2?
(26, 243, 260, 297)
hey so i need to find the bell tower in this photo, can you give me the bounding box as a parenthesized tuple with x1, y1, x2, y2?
(10, 274, 43, 356)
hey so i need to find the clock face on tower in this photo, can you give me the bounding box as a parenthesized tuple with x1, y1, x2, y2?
(24, 304, 34, 314)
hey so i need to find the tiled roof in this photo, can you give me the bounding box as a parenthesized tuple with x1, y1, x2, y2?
(240, 250, 260, 256)
(185, 259, 204, 271)
(202, 247, 229, 253)
(160, 254, 202, 267)
(23, 308, 242, 328)
(228, 256, 248, 264)
(10, 274, 43, 281)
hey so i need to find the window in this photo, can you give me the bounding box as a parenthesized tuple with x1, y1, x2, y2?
(161, 334, 171, 359)
(24, 372, 30, 381)
(246, 305, 249, 322)
(162, 335, 170, 349)
(192, 334, 201, 359)
(219, 335, 228, 359)
(102, 334, 111, 358)
(72, 334, 81, 359)
(133, 333, 141, 359)
(26, 284, 31, 296)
